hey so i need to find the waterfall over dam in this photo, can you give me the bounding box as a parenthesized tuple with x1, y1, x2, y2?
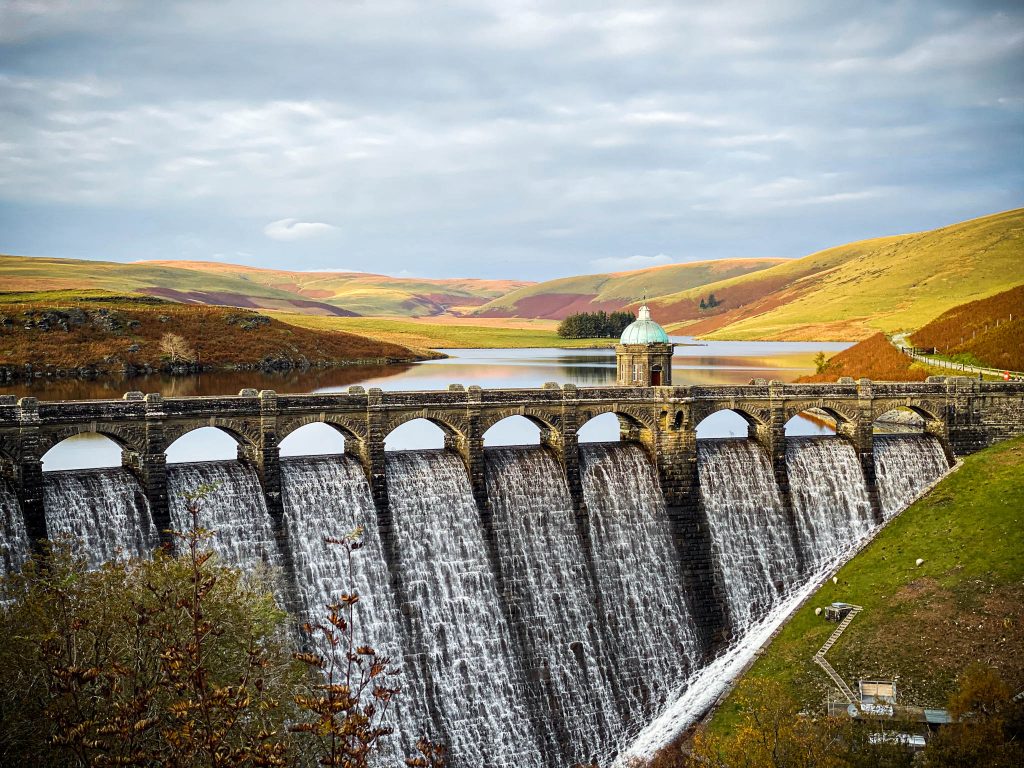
(43, 468, 159, 567)
(3, 432, 958, 765)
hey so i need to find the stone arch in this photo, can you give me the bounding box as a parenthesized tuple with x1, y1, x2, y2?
(481, 414, 544, 446)
(39, 429, 131, 471)
(162, 420, 259, 456)
(37, 423, 145, 457)
(382, 410, 469, 443)
(782, 402, 857, 426)
(576, 405, 657, 445)
(277, 414, 368, 447)
(577, 403, 658, 433)
(478, 407, 561, 438)
(871, 400, 945, 425)
(691, 402, 769, 430)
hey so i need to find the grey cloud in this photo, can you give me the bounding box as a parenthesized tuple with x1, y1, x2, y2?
(0, 0, 1021, 279)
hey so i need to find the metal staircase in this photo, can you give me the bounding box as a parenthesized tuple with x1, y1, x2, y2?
(813, 605, 862, 704)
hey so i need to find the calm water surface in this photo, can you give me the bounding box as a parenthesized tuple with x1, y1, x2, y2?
(10, 337, 850, 469)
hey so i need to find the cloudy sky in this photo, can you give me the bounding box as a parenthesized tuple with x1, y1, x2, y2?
(0, 1, 1020, 280)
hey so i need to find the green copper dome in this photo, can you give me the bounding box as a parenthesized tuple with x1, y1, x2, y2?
(619, 305, 670, 344)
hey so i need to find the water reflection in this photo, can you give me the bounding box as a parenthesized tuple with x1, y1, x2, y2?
(22, 336, 850, 466)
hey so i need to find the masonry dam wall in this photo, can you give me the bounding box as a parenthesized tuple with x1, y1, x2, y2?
(1, 379, 1021, 766)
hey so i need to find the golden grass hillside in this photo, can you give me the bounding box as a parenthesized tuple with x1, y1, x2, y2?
(653, 208, 1024, 341)
(0, 255, 356, 316)
(141, 260, 530, 317)
(468, 258, 783, 319)
(0, 255, 529, 318)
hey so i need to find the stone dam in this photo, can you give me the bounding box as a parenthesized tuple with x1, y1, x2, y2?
(1, 377, 1022, 766)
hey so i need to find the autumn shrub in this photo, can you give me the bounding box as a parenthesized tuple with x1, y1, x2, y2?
(0, 494, 442, 768)
(922, 664, 1024, 768)
(0, 498, 301, 767)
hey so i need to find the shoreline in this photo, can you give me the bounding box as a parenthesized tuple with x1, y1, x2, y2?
(0, 353, 441, 385)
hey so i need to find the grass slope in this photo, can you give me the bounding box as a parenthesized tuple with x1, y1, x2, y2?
(0, 293, 424, 376)
(0, 255, 358, 316)
(0, 255, 529, 318)
(709, 435, 1024, 736)
(910, 284, 1024, 372)
(652, 208, 1024, 341)
(272, 313, 615, 349)
(469, 259, 783, 320)
(140, 260, 530, 317)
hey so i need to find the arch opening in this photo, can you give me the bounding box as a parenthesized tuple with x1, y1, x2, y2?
(279, 422, 347, 457)
(384, 418, 448, 451)
(578, 412, 622, 443)
(166, 427, 241, 464)
(873, 407, 926, 435)
(42, 433, 123, 472)
(696, 409, 752, 439)
(483, 415, 541, 447)
(785, 409, 838, 437)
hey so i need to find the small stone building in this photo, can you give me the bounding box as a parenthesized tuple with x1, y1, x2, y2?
(616, 304, 674, 386)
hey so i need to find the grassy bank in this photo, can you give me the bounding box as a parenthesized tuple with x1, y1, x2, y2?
(708, 435, 1024, 736)
(273, 313, 617, 349)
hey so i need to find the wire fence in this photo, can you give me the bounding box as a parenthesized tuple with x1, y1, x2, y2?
(896, 346, 1024, 381)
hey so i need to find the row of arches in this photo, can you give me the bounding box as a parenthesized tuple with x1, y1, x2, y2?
(41, 413, 623, 471)
(38, 407, 933, 472)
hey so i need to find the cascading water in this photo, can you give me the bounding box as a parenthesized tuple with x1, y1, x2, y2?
(874, 434, 950, 519)
(0, 423, 963, 765)
(386, 449, 542, 768)
(485, 445, 622, 766)
(0, 482, 28, 574)
(786, 437, 875, 568)
(697, 439, 799, 633)
(167, 461, 283, 571)
(43, 468, 159, 567)
(280, 455, 425, 759)
(579, 443, 702, 740)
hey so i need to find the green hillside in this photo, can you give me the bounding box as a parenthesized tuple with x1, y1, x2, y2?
(652, 208, 1024, 341)
(709, 435, 1024, 737)
(469, 259, 783, 319)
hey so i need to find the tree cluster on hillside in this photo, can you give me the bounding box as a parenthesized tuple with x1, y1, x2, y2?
(628, 671, 1023, 768)
(0, 491, 444, 768)
(698, 293, 722, 311)
(557, 310, 635, 339)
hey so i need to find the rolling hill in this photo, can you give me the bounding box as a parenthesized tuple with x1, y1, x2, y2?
(0, 255, 529, 318)
(139, 261, 529, 317)
(649, 208, 1024, 341)
(468, 208, 1024, 342)
(469, 258, 784, 320)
